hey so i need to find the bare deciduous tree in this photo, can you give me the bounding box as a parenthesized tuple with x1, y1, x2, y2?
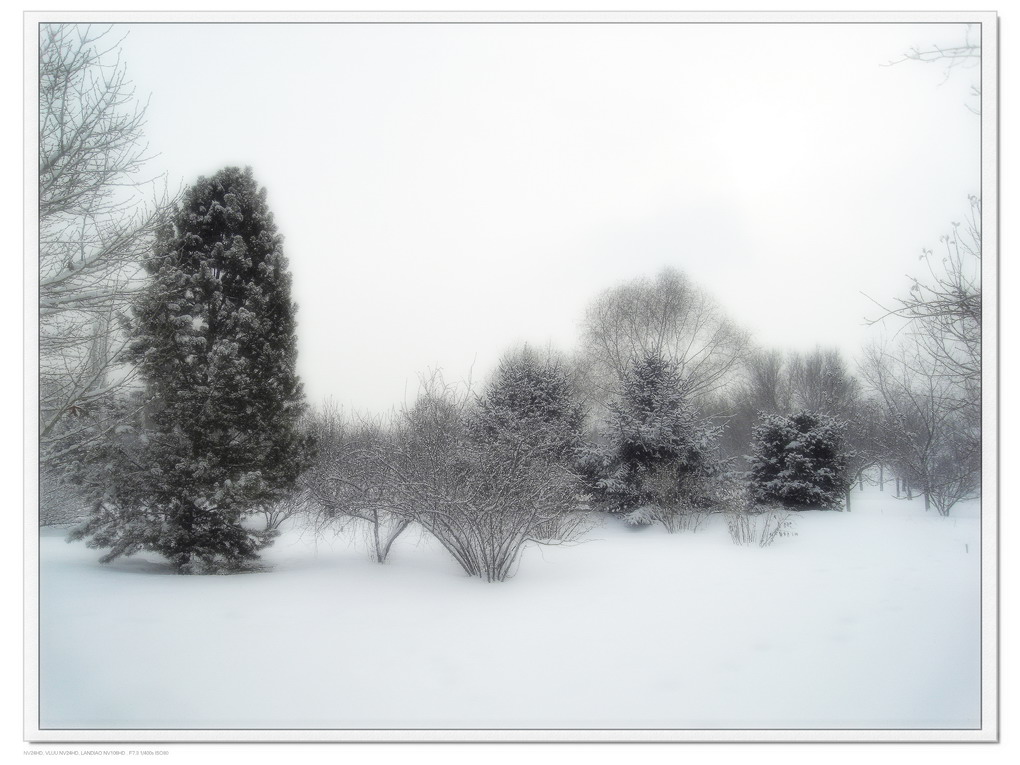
(861, 341, 979, 516)
(743, 348, 792, 415)
(866, 196, 981, 436)
(885, 23, 981, 114)
(861, 192, 982, 517)
(787, 348, 860, 415)
(863, 26, 982, 516)
(579, 268, 750, 408)
(39, 24, 176, 468)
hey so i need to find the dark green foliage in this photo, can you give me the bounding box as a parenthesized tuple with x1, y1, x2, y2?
(471, 347, 586, 459)
(71, 167, 312, 572)
(587, 353, 719, 512)
(748, 410, 850, 509)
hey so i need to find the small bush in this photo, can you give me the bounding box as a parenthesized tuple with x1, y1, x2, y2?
(711, 473, 795, 547)
(654, 504, 709, 533)
(385, 375, 590, 582)
(304, 406, 409, 564)
(726, 506, 797, 548)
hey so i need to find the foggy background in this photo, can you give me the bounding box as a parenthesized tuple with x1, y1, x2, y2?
(114, 22, 980, 413)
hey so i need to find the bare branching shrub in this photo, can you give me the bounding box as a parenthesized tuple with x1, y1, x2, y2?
(380, 375, 590, 582)
(642, 467, 714, 533)
(261, 488, 314, 533)
(725, 510, 755, 546)
(653, 503, 709, 534)
(530, 495, 596, 542)
(709, 474, 797, 548)
(726, 506, 796, 548)
(301, 378, 590, 578)
(304, 403, 409, 564)
(758, 508, 797, 548)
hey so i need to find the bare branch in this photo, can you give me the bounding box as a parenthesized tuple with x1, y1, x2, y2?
(38, 23, 180, 469)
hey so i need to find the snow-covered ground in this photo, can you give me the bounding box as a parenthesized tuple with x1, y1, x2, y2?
(38, 484, 981, 731)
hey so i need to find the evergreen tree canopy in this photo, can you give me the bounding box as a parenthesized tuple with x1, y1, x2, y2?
(588, 353, 719, 511)
(748, 410, 850, 509)
(471, 347, 585, 458)
(71, 166, 311, 572)
(614, 354, 712, 471)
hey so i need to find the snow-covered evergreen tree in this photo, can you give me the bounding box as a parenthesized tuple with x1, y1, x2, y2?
(748, 410, 850, 509)
(471, 346, 585, 459)
(589, 353, 719, 512)
(71, 166, 311, 572)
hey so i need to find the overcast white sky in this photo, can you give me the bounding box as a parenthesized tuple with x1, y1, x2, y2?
(113, 21, 980, 414)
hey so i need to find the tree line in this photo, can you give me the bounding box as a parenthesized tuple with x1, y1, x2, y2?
(38, 24, 982, 579)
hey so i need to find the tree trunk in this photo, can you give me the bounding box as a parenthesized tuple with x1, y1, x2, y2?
(379, 519, 410, 563)
(372, 509, 384, 563)
(879, 464, 884, 491)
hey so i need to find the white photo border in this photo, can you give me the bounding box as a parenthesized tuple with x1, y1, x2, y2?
(23, 8, 1000, 744)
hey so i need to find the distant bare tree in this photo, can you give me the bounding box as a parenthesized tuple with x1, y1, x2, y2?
(888, 23, 980, 66)
(886, 23, 981, 114)
(787, 348, 860, 415)
(861, 341, 979, 516)
(701, 347, 786, 466)
(861, 193, 981, 516)
(743, 348, 792, 415)
(579, 269, 750, 407)
(39, 24, 175, 469)
(865, 26, 982, 514)
(866, 196, 981, 440)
